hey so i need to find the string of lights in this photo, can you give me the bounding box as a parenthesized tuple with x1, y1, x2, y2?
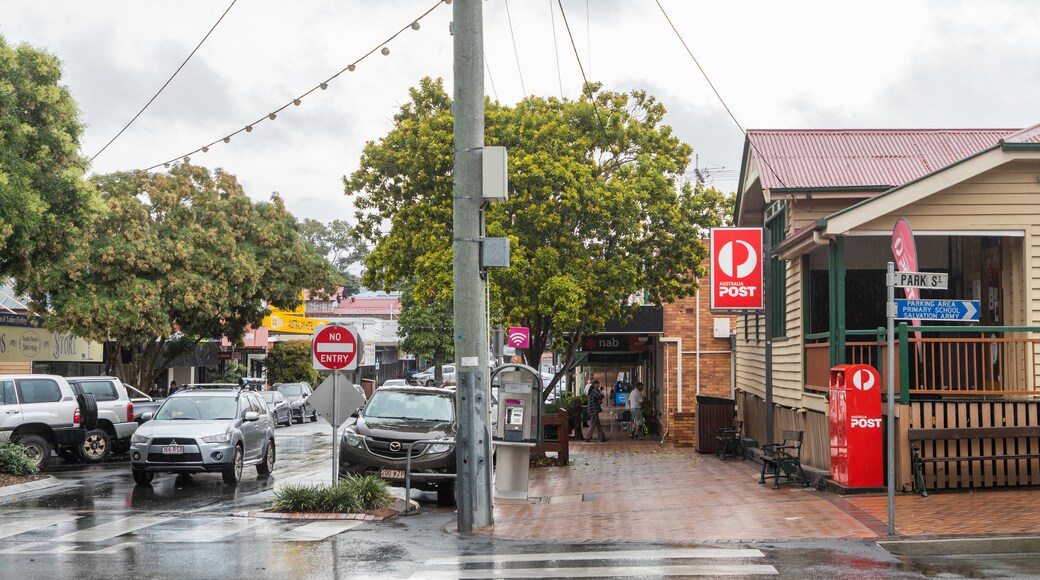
(142, 0, 450, 173)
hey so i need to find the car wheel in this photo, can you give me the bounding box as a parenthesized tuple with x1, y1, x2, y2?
(282, 412, 292, 427)
(78, 428, 112, 463)
(425, 379, 434, 387)
(309, 409, 318, 422)
(16, 435, 52, 470)
(437, 480, 456, 507)
(256, 441, 275, 476)
(222, 445, 243, 485)
(132, 468, 154, 486)
(76, 393, 99, 430)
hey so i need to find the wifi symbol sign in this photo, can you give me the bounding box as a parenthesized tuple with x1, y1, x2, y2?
(507, 327, 530, 349)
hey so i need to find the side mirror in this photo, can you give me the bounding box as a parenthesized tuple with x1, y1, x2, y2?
(140, 412, 154, 422)
(244, 411, 260, 422)
(351, 407, 362, 418)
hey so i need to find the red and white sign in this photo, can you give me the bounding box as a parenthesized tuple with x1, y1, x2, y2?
(710, 227, 764, 310)
(829, 364, 883, 487)
(311, 324, 362, 371)
(891, 217, 922, 340)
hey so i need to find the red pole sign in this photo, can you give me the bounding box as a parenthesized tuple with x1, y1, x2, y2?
(891, 218, 922, 341)
(710, 227, 764, 310)
(311, 324, 361, 371)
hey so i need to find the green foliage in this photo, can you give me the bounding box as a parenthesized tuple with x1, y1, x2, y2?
(0, 35, 100, 296)
(265, 339, 320, 386)
(348, 78, 732, 398)
(298, 218, 362, 294)
(397, 279, 454, 365)
(39, 164, 341, 390)
(272, 476, 393, 513)
(0, 443, 39, 476)
(215, 360, 248, 384)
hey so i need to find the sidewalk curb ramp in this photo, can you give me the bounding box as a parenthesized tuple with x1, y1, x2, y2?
(879, 536, 1040, 556)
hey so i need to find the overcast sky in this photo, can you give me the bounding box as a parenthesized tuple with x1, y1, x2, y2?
(2, 0, 1037, 224)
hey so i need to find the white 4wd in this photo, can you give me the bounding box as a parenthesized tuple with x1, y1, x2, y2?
(65, 376, 138, 463)
(0, 374, 92, 469)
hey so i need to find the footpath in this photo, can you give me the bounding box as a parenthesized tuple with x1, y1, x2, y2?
(477, 437, 1040, 550)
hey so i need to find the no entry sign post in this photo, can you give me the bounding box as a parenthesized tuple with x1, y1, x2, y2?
(312, 324, 363, 484)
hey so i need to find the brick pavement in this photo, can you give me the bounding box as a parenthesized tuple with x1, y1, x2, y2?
(477, 438, 1040, 543)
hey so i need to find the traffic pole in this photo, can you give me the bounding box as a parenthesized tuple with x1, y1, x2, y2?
(453, 0, 492, 532)
(332, 369, 338, 486)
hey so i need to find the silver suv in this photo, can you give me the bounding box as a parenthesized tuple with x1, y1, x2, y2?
(129, 384, 275, 485)
(0, 374, 90, 469)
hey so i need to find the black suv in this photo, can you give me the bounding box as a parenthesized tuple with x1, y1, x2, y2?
(272, 382, 316, 424)
(339, 385, 456, 505)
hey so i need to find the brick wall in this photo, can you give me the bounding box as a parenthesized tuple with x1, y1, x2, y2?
(672, 412, 696, 447)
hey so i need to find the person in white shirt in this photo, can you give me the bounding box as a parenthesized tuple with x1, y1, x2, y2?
(628, 382, 644, 438)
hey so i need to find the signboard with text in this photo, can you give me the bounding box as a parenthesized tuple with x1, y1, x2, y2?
(896, 300, 979, 321)
(311, 324, 362, 371)
(710, 227, 764, 311)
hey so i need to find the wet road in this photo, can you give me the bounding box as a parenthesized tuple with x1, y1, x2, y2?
(4, 421, 1040, 578)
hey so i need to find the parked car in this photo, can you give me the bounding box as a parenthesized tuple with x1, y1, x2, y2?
(272, 382, 317, 423)
(339, 385, 457, 506)
(129, 384, 275, 485)
(126, 384, 163, 425)
(380, 379, 409, 388)
(65, 376, 139, 463)
(411, 365, 455, 386)
(0, 374, 91, 469)
(260, 390, 293, 427)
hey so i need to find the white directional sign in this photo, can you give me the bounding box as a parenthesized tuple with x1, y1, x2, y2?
(891, 271, 949, 290)
(895, 299, 979, 321)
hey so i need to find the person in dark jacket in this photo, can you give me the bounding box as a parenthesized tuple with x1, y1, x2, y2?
(585, 380, 607, 442)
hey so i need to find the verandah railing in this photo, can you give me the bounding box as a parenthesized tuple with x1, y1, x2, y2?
(805, 325, 1040, 402)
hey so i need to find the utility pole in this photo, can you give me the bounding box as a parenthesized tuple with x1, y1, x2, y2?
(453, 0, 493, 532)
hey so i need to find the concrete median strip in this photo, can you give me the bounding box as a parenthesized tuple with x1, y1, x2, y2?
(0, 476, 62, 498)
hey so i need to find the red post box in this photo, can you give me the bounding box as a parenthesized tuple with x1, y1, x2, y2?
(829, 364, 883, 487)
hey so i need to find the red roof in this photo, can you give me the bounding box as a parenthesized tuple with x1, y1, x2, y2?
(747, 128, 1018, 190)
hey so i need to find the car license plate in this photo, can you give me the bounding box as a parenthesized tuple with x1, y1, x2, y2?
(379, 468, 405, 480)
(161, 445, 184, 455)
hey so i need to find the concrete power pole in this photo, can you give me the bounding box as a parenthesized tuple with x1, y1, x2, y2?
(453, 0, 493, 532)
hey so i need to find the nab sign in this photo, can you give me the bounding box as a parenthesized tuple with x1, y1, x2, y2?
(312, 324, 363, 371)
(710, 227, 764, 311)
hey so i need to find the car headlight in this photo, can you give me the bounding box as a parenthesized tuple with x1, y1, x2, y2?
(343, 429, 362, 448)
(130, 433, 149, 444)
(431, 441, 453, 453)
(202, 432, 232, 444)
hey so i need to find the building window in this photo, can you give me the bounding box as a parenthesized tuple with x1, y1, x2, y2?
(765, 204, 786, 339)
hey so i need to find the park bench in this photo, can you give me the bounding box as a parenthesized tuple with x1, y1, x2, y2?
(759, 430, 808, 489)
(908, 425, 1040, 497)
(715, 419, 745, 460)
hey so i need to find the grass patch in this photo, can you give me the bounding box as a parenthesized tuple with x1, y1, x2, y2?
(272, 475, 394, 513)
(0, 443, 39, 476)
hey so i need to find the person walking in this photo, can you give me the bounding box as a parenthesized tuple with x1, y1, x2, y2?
(585, 380, 607, 442)
(628, 382, 645, 438)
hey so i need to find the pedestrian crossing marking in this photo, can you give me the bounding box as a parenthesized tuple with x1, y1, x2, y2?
(0, 541, 136, 555)
(153, 518, 263, 543)
(278, 520, 363, 542)
(0, 514, 81, 540)
(50, 516, 174, 542)
(411, 549, 777, 579)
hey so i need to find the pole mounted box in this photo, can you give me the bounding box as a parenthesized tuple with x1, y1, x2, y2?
(482, 146, 508, 202)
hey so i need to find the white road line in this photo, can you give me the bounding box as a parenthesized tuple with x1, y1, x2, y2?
(0, 542, 137, 555)
(409, 564, 779, 578)
(152, 518, 263, 543)
(50, 516, 174, 543)
(427, 548, 765, 565)
(278, 520, 363, 542)
(0, 514, 81, 540)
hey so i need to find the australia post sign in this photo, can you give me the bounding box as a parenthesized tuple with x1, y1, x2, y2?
(710, 227, 764, 311)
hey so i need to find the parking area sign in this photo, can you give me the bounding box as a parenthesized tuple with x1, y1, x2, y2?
(312, 324, 362, 371)
(710, 227, 764, 311)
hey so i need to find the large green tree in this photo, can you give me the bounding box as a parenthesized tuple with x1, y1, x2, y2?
(298, 218, 364, 296)
(348, 78, 731, 398)
(0, 35, 99, 296)
(265, 339, 320, 386)
(40, 163, 341, 392)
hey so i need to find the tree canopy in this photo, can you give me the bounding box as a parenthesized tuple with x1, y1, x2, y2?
(348, 78, 732, 397)
(41, 163, 341, 391)
(0, 34, 99, 296)
(298, 218, 364, 296)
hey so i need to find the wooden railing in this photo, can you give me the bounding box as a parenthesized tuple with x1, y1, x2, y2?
(805, 325, 1040, 401)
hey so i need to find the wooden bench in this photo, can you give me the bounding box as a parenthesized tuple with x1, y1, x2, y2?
(759, 430, 808, 489)
(715, 419, 744, 460)
(909, 425, 1040, 497)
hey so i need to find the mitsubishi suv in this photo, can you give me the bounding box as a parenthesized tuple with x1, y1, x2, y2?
(339, 385, 456, 505)
(129, 384, 275, 485)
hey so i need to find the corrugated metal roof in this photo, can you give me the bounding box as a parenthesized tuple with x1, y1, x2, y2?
(747, 128, 1017, 190)
(1002, 122, 1040, 144)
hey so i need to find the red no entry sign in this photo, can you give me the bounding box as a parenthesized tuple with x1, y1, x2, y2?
(311, 324, 361, 371)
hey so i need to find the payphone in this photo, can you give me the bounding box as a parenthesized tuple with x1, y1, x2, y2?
(490, 363, 543, 502)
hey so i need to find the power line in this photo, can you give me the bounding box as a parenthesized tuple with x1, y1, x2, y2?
(548, 0, 564, 99)
(140, 0, 447, 172)
(555, 1, 606, 130)
(503, 0, 527, 96)
(90, 0, 238, 163)
(483, 55, 500, 102)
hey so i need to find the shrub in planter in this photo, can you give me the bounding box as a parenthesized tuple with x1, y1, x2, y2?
(0, 443, 39, 476)
(272, 475, 394, 513)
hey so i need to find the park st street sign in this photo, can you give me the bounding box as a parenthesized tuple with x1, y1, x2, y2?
(895, 299, 979, 321)
(890, 271, 949, 290)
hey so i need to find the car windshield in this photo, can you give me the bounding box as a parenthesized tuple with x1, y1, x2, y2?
(276, 384, 303, 396)
(364, 391, 453, 422)
(260, 392, 281, 403)
(155, 396, 238, 421)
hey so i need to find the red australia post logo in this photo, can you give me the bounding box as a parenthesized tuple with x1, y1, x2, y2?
(710, 228, 764, 310)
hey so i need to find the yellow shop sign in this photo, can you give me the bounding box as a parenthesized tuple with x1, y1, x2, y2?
(263, 313, 327, 334)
